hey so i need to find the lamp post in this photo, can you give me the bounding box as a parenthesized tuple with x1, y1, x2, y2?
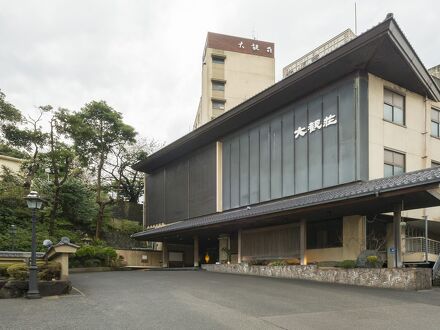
(24, 191, 44, 299)
(10, 224, 17, 251)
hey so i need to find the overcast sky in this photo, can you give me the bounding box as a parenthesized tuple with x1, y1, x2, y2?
(1, 0, 439, 145)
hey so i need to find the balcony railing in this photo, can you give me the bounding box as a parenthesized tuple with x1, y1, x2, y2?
(404, 237, 440, 256)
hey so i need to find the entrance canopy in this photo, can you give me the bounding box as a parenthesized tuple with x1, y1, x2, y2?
(132, 167, 440, 242)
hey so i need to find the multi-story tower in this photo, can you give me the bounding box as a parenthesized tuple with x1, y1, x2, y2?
(193, 32, 275, 129)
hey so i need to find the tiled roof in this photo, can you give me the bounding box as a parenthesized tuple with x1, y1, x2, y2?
(132, 167, 440, 239)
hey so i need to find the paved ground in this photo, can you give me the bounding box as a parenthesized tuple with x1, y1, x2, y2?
(2, 270, 440, 330)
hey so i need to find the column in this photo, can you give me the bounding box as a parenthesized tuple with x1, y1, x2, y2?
(143, 174, 148, 228)
(218, 234, 230, 263)
(193, 236, 199, 267)
(393, 203, 403, 268)
(342, 215, 366, 260)
(162, 241, 168, 268)
(300, 219, 306, 265)
(237, 230, 242, 264)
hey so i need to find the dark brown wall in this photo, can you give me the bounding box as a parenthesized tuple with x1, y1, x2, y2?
(147, 143, 217, 225)
(206, 32, 274, 58)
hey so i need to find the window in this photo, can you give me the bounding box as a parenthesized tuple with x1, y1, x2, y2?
(212, 80, 225, 91)
(432, 161, 440, 168)
(307, 218, 342, 249)
(384, 89, 405, 125)
(212, 56, 225, 64)
(431, 108, 440, 138)
(212, 100, 225, 110)
(384, 149, 405, 177)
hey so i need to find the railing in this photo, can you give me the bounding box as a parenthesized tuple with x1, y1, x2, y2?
(404, 237, 440, 256)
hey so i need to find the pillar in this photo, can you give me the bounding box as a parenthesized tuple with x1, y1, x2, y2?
(162, 241, 168, 268)
(393, 203, 403, 268)
(237, 230, 242, 264)
(143, 174, 148, 228)
(300, 219, 306, 265)
(218, 234, 230, 263)
(193, 236, 199, 267)
(55, 254, 69, 280)
(342, 215, 366, 260)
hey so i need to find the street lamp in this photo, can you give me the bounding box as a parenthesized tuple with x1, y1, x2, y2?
(24, 191, 44, 299)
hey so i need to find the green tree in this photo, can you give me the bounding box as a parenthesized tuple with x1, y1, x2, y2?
(105, 138, 161, 203)
(0, 90, 29, 159)
(36, 107, 76, 235)
(64, 101, 136, 239)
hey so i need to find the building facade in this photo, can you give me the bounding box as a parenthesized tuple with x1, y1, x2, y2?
(134, 16, 440, 269)
(0, 154, 23, 174)
(193, 32, 275, 129)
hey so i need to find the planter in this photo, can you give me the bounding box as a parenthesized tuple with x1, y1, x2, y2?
(201, 264, 432, 290)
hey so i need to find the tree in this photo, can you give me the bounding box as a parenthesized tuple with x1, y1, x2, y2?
(64, 101, 136, 239)
(0, 90, 22, 126)
(0, 90, 28, 159)
(104, 138, 161, 203)
(36, 107, 76, 235)
(0, 91, 48, 187)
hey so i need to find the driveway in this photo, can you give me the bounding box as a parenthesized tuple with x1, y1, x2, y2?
(1, 270, 440, 329)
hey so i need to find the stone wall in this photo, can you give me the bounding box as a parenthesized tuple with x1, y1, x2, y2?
(202, 264, 432, 290)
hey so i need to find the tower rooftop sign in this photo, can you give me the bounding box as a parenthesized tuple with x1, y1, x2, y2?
(204, 32, 275, 59)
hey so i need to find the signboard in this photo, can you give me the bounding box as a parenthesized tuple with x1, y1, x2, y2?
(205, 32, 275, 59)
(283, 29, 356, 78)
(294, 114, 338, 139)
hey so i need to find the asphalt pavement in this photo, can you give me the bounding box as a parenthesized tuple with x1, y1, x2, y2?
(1, 270, 440, 329)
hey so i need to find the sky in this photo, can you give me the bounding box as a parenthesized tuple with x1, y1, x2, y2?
(0, 0, 439, 146)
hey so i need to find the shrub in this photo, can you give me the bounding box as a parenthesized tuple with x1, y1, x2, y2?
(356, 250, 384, 268)
(7, 262, 61, 281)
(268, 260, 288, 266)
(0, 263, 14, 277)
(72, 244, 117, 267)
(317, 261, 339, 267)
(83, 259, 102, 268)
(38, 262, 61, 280)
(338, 260, 356, 269)
(7, 263, 29, 280)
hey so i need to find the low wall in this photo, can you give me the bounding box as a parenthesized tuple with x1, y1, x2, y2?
(116, 249, 162, 267)
(202, 264, 432, 290)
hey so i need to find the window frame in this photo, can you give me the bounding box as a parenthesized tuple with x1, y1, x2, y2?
(211, 55, 225, 65)
(431, 107, 440, 138)
(212, 99, 225, 110)
(306, 218, 343, 250)
(384, 148, 406, 177)
(383, 88, 406, 126)
(212, 80, 225, 92)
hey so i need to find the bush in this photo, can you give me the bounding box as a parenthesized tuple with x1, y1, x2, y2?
(72, 244, 117, 267)
(338, 260, 356, 269)
(316, 261, 339, 267)
(268, 260, 288, 266)
(0, 263, 14, 277)
(83, 259, 102, 268)
(356, 250, 384, 268)
(6, 262, 61, 281)
(7, 263, 29, 280)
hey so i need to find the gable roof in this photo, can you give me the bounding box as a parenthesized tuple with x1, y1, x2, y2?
(134, 15, 440, 173)
(132, 167, 440, 240)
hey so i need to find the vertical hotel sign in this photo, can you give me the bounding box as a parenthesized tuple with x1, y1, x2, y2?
(283, 29, 356, 78)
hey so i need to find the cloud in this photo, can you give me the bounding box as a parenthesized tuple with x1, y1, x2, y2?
(0, 0, 438, 146)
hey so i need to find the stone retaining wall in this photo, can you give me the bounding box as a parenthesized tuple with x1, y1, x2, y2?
(202, 264, 432, 290)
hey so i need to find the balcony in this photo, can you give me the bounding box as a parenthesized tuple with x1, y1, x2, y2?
(403, 237, 440, 263)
